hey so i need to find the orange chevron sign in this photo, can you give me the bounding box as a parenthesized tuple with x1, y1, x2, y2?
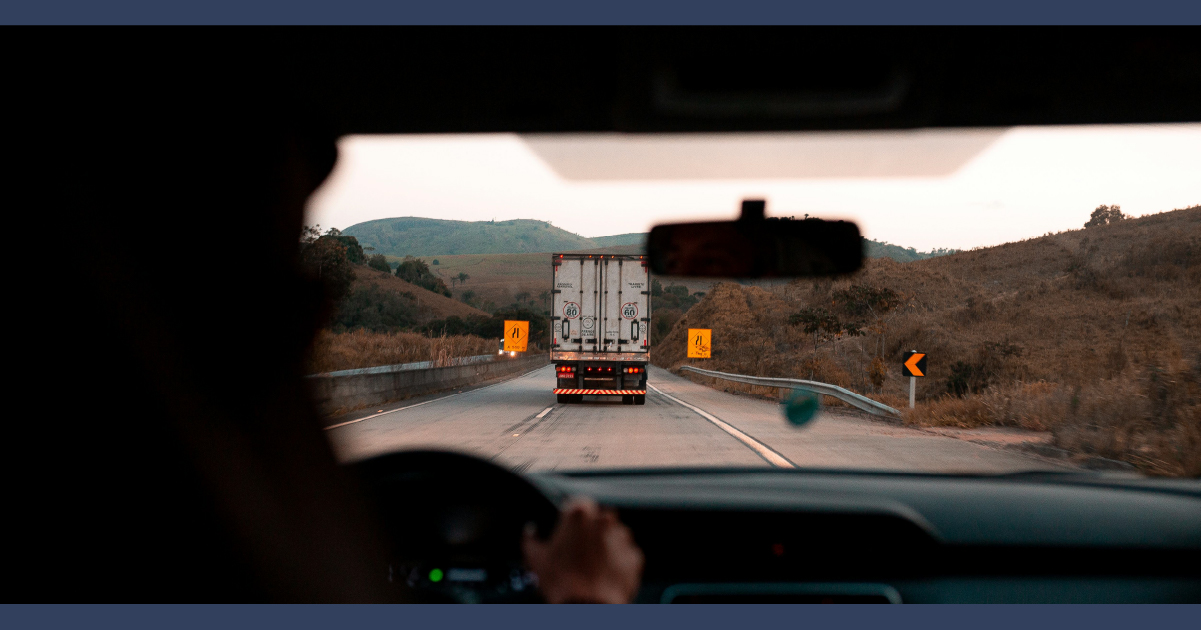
(902, 351, 927, 377)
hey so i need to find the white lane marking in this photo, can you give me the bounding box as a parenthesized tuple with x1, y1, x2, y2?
(324, 396, 452, 430)
(535, 407, 553, 419)
(647, 383, 795, 469)
(324, 364, 554, 431)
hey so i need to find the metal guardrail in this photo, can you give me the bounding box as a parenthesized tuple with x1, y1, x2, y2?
(678, 365, 901, 418)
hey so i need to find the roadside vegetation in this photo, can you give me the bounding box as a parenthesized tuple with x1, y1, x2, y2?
(299, 226, 497, 373)
(653, 205, 1201, 476)
(307, 330, 495, 374)
(650, 279, 707, 346)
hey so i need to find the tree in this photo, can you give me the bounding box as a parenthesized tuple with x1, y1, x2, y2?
(651, 279, 663, 297)
(831, 284, 903, 358)
(1084, 204, 1127, 228)
(299, 226, 355, 301)
(789, 307, 863, 352)
(432, 259, 440, 265)
(457, 272, 469, 285)
(539, 290, 551, 311)
(514, 291, 531, 305)
(367, 254, 391, 273)
(460, 290, 476, 306)
(312, 227, 367, 265)
(395, 256, 451, 297)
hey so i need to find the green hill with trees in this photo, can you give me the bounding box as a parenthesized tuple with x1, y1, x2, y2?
(341, 217, 644, 257)
(343, 216, 952, 262)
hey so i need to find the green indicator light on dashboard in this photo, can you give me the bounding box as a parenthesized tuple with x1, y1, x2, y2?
(428, 568, 444, 583)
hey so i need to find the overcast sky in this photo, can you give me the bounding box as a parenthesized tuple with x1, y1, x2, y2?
(306, 124, 1200, 252)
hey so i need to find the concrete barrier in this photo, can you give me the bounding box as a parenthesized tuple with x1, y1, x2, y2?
(308, 354, 548, 416)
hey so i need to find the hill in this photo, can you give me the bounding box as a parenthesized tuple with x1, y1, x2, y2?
(342, 217, 642, 257)
(409, 237, 955, 314)
(346, 216, 949, 263)
(350, 266, 490, 322)
(591, 233, 646, 248)
(864, 240, 957, 262)
(654, 205, 1201, 476)
(407, 245, 636, 313)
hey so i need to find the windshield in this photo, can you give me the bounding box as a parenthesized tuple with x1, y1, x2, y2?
(307, 126, 1200, 478)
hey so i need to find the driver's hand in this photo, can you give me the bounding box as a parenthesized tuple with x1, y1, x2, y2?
(522, 497, 644, 604)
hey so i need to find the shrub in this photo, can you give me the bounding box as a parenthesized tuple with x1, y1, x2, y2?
(396, 256, 451, 297)
(367, 254, 391, 273)
(330, 283, 418, 332)
(869, 356, 887, 390)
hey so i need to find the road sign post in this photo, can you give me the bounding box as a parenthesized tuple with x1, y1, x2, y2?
(901, 350, 927, 409)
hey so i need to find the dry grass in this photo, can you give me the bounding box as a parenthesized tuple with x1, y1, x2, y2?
(653, 205, 1201, 476)
(905, 381, 1069, 431)
(307, 329, 496, 374)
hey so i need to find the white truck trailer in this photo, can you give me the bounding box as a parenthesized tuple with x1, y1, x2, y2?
(550, 253, 650, 405)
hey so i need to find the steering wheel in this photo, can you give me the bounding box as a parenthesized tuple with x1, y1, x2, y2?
(350, 450, 561, 602)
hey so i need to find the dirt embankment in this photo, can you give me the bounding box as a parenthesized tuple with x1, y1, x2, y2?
(653, 206, 1201, 476)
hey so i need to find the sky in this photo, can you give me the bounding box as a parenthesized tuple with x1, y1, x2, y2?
(306, 124, 1200, 252)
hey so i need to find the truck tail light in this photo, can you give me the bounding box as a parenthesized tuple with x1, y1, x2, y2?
(623, 367, 643, 374)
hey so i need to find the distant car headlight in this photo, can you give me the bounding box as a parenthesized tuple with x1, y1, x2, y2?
(509, 351, 516, 357)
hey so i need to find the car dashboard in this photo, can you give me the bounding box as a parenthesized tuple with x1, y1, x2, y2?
(528, 469, 1201, 603)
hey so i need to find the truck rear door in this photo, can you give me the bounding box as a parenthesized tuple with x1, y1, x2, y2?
(603, 257, 649, 354)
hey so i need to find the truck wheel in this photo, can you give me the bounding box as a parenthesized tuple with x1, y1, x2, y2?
(634, 394, 646, 405)
(573, 394, 584, 404)
(621, 395, 633, 405)
(557, 394, 569, 404)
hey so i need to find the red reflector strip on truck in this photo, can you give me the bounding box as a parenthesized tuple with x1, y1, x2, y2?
(553, 389, 646, 395)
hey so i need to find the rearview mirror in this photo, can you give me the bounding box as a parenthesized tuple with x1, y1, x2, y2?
(646, 200, 863, 278)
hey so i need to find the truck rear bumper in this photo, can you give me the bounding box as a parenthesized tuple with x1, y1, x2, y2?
(553, 389, 646, 395)
(551, 351, 649, 362)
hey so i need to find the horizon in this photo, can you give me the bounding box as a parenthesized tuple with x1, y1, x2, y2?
(306, 125, 1201, 252)
(329, 214, 967, 254)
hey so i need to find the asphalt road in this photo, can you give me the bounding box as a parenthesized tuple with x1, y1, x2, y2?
(326, 365, 1063, 473)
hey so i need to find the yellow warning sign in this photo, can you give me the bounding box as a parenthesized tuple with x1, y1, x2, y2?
(687, 328, 711, 359)
(504, 320, 529, 352)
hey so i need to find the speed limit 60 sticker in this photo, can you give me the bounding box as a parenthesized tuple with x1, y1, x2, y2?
(621, 303, 639, 320)
(562, 302, 580, 319)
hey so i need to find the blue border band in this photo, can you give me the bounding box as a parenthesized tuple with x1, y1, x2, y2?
(1, 1, 1199, 25)
(2, 605, 1198, 629)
